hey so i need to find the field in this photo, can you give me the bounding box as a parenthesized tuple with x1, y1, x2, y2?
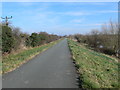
(68, 39, 119, 88)
(2, 40, 60, 74)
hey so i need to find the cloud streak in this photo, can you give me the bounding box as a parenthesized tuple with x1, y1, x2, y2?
(57, 10, 118, 16)
(96, 10, 119, 13)
(59, 11, 89, 16)
(74, 23, 103, 27)
(70, 19, 83, 23)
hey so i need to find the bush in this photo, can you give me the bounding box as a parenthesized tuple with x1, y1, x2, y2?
(100, 48, 115, 55)
(2, 26, 14, 53)
(30, 33, 41, 47)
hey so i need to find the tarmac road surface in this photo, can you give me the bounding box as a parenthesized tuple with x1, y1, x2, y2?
(2, 39, 78, 88)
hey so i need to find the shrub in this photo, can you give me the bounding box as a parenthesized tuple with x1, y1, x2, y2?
(2, 26, 14, 53)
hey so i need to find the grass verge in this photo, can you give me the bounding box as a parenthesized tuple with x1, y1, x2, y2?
(67, 39, 119, 88)
(2, 40, 61, 74)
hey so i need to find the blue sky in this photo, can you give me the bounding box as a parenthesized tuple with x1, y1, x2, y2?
(2, 2, 118, 35)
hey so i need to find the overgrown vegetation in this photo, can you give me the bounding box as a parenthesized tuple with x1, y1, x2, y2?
(2, 24, 61, 54)
(68, 39, 119, 88)
(2, 40, 60, 74)
(68, 21, 120, 58)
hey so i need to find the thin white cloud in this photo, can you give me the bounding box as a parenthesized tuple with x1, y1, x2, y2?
(18, 2, 35, 6)
(89, 24, 102, 26)
(70, 19, 83, 23)
(89, 2, 107, 5)
(74, 23, 117, 27)
(74, 23, 102, 26)
(64, 12, 88, 16)
(57, 10, 118, 17)
(97, 10, 119, 13)
(58, 11, 90, 16)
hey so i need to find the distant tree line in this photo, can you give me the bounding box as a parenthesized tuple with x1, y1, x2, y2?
(1, 24, 61, 54)
(68, 21, 120, 57)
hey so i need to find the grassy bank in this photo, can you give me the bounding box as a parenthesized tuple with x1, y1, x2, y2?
(2, 40, 60, 74)
(68, 39, 119, 88)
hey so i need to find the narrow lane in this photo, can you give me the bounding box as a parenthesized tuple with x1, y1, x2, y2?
(2, 39, 78, 88)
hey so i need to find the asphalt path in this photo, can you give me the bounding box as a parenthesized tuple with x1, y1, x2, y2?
(2, 39, 78, 88)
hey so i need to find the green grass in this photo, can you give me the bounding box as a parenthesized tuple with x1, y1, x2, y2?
(68, 39, 119, 88)
(2, 40, 60, 74)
